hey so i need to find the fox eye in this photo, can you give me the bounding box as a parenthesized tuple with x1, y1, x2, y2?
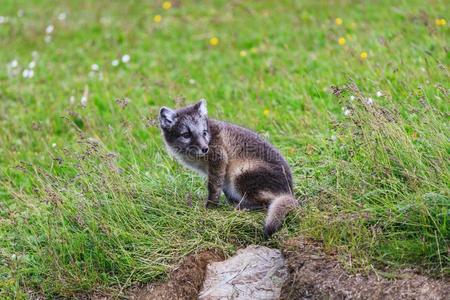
(181, 132, 191, 139)
(203, 130, 208, 136)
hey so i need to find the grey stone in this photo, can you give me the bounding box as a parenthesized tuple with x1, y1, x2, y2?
(199, 245, 288, 300)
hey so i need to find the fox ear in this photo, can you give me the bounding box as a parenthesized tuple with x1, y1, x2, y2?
(195, 99, 207, 116)
(159, 107, 177, 129)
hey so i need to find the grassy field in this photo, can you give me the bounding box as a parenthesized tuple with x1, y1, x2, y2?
(0, 0, 449, 298)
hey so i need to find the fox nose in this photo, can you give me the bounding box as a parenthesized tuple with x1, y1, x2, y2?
(201, 147, 209, 154)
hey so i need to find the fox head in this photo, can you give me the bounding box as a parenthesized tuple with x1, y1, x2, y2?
(159, 99, 210, 157)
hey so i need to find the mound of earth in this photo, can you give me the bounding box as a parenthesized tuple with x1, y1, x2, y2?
(128, 249, 224, 300)
(127, 238, 449, 300)
(280, 238, 450, 299)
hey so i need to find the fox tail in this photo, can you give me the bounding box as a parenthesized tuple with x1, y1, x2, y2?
(264, 194, 298, 238)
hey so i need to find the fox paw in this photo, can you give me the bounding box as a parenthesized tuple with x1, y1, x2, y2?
(205, 200, 219, 208)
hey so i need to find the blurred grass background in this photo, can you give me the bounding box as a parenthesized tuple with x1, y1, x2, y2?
(0, 0, 448, 298)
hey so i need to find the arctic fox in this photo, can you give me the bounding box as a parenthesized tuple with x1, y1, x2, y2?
(159, 100, 297, 237)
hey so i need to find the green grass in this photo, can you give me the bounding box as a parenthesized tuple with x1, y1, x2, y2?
(0, 0, 449, 298)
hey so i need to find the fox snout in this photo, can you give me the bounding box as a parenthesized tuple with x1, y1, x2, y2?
(187, 143, 209, 156)
(195, 137, 209, 154)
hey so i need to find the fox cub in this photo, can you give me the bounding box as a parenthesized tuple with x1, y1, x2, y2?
(159, 100, 297, 237)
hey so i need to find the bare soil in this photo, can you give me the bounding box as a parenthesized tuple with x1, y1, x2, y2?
(117, 238, 449, 299)
(127, 249, 224, 300)
(280, 238, 450, 300)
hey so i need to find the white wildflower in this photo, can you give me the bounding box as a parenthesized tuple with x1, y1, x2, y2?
(121, 54, 130, 63)
(350, 95, 355, 101)
(376, 91, 383, 97)
(45, 24, 54, 34)
(28, 61, 36, 69)
(52, 143, 57, 148)
(81, 86, 89, 108)
(10, 59, 18, 68)
(58, 12, 67, 21)
(7, 60, 19, 77)
(344, 109, 351, 116)
(91, 64, 99, 71)
(80, 96, 87, 107)
(111, 59, 119, 66)
(0, 16, 8, 24)
(189, 79, 196, 85)
(366, 97, 374, 105)
(22, 69, 34, 78)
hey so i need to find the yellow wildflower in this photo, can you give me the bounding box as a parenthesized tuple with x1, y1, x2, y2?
(435, 18, 446, 26)
(154, 15, 162, 23)
(239, 50, 247, 57)
(360, 51, 368, 60)
(162, 1, 172, 10)
(335, 18, 343, 25)
(338, 37, 346, 45)
(209, 37, 219, 46)
(263, 108, 270, 116)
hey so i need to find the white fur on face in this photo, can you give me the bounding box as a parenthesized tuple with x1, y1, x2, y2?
(162, 138, 208, 176)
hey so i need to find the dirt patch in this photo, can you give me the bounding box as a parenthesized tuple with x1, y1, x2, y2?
(128, 249, 224, 300)
(280, 238, 450, 299)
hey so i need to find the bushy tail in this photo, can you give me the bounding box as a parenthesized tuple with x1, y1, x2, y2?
(264, 194, 298, 238)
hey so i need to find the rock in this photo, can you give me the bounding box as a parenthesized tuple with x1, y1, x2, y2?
(199, 245, 288, 300)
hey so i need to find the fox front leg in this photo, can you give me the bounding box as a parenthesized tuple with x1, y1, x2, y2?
(205, 151, 227, 208)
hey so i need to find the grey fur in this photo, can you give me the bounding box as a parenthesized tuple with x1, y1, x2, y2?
(159, 100, 298, 237)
